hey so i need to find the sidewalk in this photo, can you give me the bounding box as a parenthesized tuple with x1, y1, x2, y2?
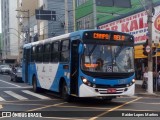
(135, 80, 160, 97)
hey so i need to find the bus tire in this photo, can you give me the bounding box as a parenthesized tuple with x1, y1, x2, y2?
(61, 82, 71, 102)
(33, 76, 40, 93)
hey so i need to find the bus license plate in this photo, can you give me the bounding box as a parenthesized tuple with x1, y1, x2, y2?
(107, 88, 116, 93)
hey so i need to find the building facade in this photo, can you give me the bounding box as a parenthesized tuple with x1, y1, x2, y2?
(75, 0, 94, 30)
(47, 0, 74, 37)
(2, 0, 74, 64)
(1, 0, 19, 64)
(17, 0, 74, 41)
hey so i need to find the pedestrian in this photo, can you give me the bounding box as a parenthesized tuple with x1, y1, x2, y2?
(137, 67, 142, 80)
(153, 69, 158, 91)
(157, 71, 160, 91)
(142, 67, 148, 90)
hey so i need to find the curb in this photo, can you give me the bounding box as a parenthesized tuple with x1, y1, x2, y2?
(135, 93, 160, 97)
(135, 84, 160, 97)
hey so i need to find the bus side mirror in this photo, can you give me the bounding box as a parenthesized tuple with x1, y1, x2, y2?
(78, 44, 84, 54)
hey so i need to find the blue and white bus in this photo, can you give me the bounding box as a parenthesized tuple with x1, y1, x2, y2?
(22, 30, 135, 101)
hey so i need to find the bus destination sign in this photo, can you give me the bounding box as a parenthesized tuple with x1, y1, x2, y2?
(93, 33, 126, 41)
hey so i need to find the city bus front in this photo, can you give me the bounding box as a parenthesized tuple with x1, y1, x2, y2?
(78, 30, 135, 98)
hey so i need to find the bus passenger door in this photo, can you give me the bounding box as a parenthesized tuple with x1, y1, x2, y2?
(70, 40, 79, 96)
(24, 48, 30, 83)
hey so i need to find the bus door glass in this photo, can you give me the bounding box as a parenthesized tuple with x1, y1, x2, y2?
(23, 48, 30, 83)
(70, 40, 80, 95)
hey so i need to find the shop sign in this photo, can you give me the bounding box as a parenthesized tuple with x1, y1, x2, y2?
(98, 6, 160, 45)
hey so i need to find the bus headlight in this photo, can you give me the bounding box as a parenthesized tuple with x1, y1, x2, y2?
(128, 79, 135, 87)
(132, 79, 135, 83)
(81, 77, 93, 87)
(82, 78, 88, 83)
(126, 79, 135, 87)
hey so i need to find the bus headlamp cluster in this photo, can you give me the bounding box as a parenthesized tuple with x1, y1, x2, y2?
(81, 77, 96, 88)
(126, 79, 135, 87)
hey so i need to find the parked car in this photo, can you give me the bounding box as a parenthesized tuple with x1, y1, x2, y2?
(0, 65, 12, 74)
(10, 67, 22, 82)
(0, 65, 7, 73)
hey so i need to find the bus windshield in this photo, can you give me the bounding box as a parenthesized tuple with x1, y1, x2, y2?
(81, 44, 134, 73)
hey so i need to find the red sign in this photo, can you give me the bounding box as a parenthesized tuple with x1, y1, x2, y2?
(146, 45, 150, 53)
(107, 88, 116, 93)
(154, 15, 160, 31)
(98, 11, 148, 44)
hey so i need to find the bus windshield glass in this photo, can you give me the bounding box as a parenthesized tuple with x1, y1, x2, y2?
(81, 44, 134, 73)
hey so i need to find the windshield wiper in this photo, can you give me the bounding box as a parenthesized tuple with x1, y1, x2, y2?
(88, 45, 97, 56)
(114, 46, 125, 58)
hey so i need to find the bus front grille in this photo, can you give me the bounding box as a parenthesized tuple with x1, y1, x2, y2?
(95, 88, 127, 94)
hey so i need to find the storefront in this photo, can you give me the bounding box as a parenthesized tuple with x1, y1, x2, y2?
(134, 44, 160, 78)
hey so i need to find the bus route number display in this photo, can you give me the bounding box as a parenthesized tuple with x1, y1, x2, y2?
(93, 33, 126, 41)
(113, 35, 125, 41)
(93, 33, 109, 40)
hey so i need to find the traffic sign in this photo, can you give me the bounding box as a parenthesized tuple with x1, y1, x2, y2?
(146, 45, 151, 53)
(35, 9, 56, 21)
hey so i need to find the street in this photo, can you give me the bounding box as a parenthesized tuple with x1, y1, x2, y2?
(0, 74, 159, 120)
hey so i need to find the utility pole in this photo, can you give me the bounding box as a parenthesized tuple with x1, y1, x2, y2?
(16, 9, 30, 43)
(65, 0, 69, 33)
(93, 0, 97, 29)
(27, 10, 30, 43)
(72, 0, 76, 31)
(147, 0, 153, 94)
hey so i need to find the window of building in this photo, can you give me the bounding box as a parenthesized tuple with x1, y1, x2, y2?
(76, 13, 93, 30)
(76, 0, 88, 7)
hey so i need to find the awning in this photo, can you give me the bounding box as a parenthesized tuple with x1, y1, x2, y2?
(134, 44, 160, 59)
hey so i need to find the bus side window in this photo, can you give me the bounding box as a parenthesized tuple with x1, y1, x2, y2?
(43, 44, 51, 63)
(60, 40, 70, 62)
(37, 45, 43, 62)
(51, 41, 59, 62)
(31, 46, 36, 62)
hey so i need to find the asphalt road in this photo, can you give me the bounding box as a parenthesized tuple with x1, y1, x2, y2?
(0, 74, 160, 120)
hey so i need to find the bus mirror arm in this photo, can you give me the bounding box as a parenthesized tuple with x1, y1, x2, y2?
(78, 44, 84, 55)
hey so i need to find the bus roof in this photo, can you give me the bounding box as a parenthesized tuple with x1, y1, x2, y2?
(23, 29, 133, 48)
(23, 33, 70, 48)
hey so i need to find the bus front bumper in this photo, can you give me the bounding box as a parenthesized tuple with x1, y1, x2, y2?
(79, 83, 135, 97)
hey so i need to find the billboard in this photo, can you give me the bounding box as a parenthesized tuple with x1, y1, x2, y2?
(153, 5, 160, 44)
(98, 5, 160, 45)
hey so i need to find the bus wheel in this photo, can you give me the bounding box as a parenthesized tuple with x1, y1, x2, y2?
(61, 82, 71, 102)
(33, 76, 39, 93)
